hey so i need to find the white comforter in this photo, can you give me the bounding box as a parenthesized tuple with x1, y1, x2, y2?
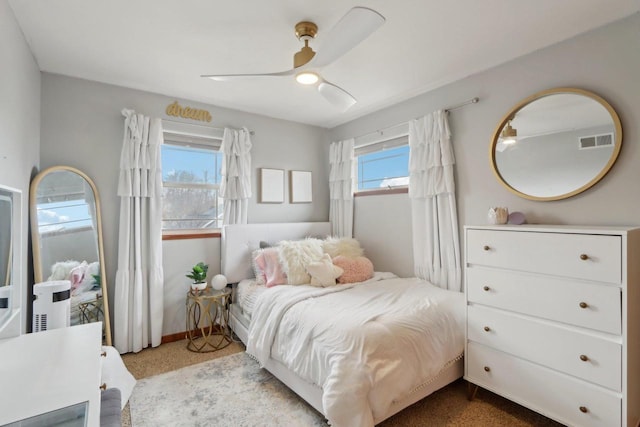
(247, 273, 465, 427)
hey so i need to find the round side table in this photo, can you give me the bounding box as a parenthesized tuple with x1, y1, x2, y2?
(185, 287, 232, 352)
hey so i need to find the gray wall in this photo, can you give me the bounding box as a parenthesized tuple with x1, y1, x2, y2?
(39, 74, 329, 335)
(20, 11, 640, 337)
(331, 13, 640, 277)
(0, 2, 41, 333)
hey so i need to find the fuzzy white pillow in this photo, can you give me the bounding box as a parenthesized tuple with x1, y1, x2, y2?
(306, 254, 344, 287)
(278, 238, 324, 285)
(322, 237, 364, 259)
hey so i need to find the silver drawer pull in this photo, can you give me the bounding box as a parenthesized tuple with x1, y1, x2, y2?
(580, 254, 589, 261)
(579, 354, 589, 362)
(483, 286, 490, 291)
(483, 366, 491, 372)
(579, 302, 589, 309)
(483, 326, 491, 332)
(579, 406, 588, 413)
(483, 245, 490, 251)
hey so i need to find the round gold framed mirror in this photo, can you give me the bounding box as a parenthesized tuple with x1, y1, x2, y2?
(490, 87, 622, 201)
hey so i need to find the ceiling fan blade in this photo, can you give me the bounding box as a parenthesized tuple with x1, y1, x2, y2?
(202, 69, 295, 81)
(318, 80, 357, 111)
(311, 7, 385, 68)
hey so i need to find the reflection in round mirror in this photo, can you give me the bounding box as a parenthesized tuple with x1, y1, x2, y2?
(490, 88, 622, 201)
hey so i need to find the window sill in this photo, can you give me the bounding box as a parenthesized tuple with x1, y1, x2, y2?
(162, 229, 221, 240)
(354, 187, 408, 197)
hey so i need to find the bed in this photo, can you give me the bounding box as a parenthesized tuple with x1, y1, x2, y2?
(222, 222, 465, 427)
(47, 260, 104, 326)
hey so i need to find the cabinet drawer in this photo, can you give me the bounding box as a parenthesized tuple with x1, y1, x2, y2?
(466, 342, 621, 427)
(468, 305, 621, 390)
(466, 229, 621, 284)
(467, 267, 621, 335)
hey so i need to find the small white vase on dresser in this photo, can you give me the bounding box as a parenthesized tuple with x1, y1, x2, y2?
(464, 224, 640, 427)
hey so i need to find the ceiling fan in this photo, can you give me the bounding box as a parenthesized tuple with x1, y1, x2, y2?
(202, 7, 385, 111)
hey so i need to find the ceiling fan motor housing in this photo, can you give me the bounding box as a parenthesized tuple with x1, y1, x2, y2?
(294, 21, 318, 68)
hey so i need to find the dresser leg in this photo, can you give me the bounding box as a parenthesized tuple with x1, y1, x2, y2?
(467, 382, 479, 401)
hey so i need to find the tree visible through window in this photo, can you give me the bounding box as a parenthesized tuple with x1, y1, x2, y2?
(161, 143, 223, 230)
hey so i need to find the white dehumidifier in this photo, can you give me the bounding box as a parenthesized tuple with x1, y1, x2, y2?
(33, 280, 71, 332)
(0, 285, 10, 321)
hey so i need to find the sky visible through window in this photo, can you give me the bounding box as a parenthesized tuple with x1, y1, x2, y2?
(37, 200, 93, 233)
(358, 145, 409, 189)
(161, 144, 221, 184)
(161, 144, 223, 229)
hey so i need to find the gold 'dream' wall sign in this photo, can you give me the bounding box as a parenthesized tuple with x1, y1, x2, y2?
(166, 101, 212, 122)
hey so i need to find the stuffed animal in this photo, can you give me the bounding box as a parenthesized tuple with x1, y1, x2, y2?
(47, 260, 81, 282)
(306, 253, 344, 287)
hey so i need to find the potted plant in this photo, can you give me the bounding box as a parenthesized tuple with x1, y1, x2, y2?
(186, 262, 208, 292)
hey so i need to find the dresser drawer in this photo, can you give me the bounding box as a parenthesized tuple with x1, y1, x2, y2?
(468, 305, 621, 390)
(466, 342, 621, 427)
(467, 267, 621, 335)
(466, 229, 622, 284)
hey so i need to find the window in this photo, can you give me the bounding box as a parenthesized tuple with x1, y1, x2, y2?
(37, 198, 94, 235)
(161, 141, 224, 231)
(355, 134, 409, 191)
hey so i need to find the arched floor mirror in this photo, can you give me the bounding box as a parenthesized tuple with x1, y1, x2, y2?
(30, 166, 111, 345)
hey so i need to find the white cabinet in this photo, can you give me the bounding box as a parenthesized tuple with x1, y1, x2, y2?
(0, 323, 103, 426)
(464, 225, 640, 427)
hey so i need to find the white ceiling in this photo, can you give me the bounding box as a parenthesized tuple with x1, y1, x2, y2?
(9, 0, 639, 128)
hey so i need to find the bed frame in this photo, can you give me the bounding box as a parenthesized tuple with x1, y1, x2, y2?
(221, 222, 463, 424)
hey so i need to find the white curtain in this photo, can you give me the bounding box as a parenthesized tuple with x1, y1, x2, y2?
(220, 127, 252, 225)
(114, 109, 164, 353)
(329, 138, 355, 237)
(408, 110, 461, 291)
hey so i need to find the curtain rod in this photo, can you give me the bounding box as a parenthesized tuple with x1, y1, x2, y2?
(352, 97, 479, 142)
(162, 118, 255, 135)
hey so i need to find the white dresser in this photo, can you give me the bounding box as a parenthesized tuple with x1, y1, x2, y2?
(464, 225, 640, 427)
(0, 323, 103, 426)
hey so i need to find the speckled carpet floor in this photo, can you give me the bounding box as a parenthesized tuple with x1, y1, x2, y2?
(122, 339, 564, 426)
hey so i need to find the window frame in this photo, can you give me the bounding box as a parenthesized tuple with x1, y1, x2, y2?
(161, 121, 225, 239)
(353, 123, 410, 196)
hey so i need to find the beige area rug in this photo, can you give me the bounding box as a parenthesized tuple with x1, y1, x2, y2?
(129, 351, 327, 427)
(127, 346, 563, 427)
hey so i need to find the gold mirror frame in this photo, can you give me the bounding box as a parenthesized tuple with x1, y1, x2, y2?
(490, 87, 622, 201)
(30, 166, 111, 345)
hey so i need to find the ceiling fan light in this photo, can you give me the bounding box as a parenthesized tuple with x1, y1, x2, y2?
(501, 121, 518, 144)
(296, 72, 319, 85)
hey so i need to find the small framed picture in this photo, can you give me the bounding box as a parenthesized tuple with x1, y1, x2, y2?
(290, 170, 312, 203)
(260, 168, 284, 203)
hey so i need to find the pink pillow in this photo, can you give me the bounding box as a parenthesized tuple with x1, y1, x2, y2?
(254, 247, 287, 287)
(332, 256, 374, 284)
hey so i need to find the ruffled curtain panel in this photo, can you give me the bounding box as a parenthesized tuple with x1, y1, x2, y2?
(329, 138, 355, 237)
(409, 110, 461, 291)
(114, 109, 164, 353)
(220, 127, 252, 225)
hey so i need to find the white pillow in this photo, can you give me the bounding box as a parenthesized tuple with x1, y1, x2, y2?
(306, 254, 344, 287)
(278, 238, 324, 285)
(322, 237, 364, 259)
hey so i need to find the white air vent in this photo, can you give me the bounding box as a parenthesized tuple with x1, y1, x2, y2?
(34, 313, 48, 332)
(579, 133, 613, 149)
